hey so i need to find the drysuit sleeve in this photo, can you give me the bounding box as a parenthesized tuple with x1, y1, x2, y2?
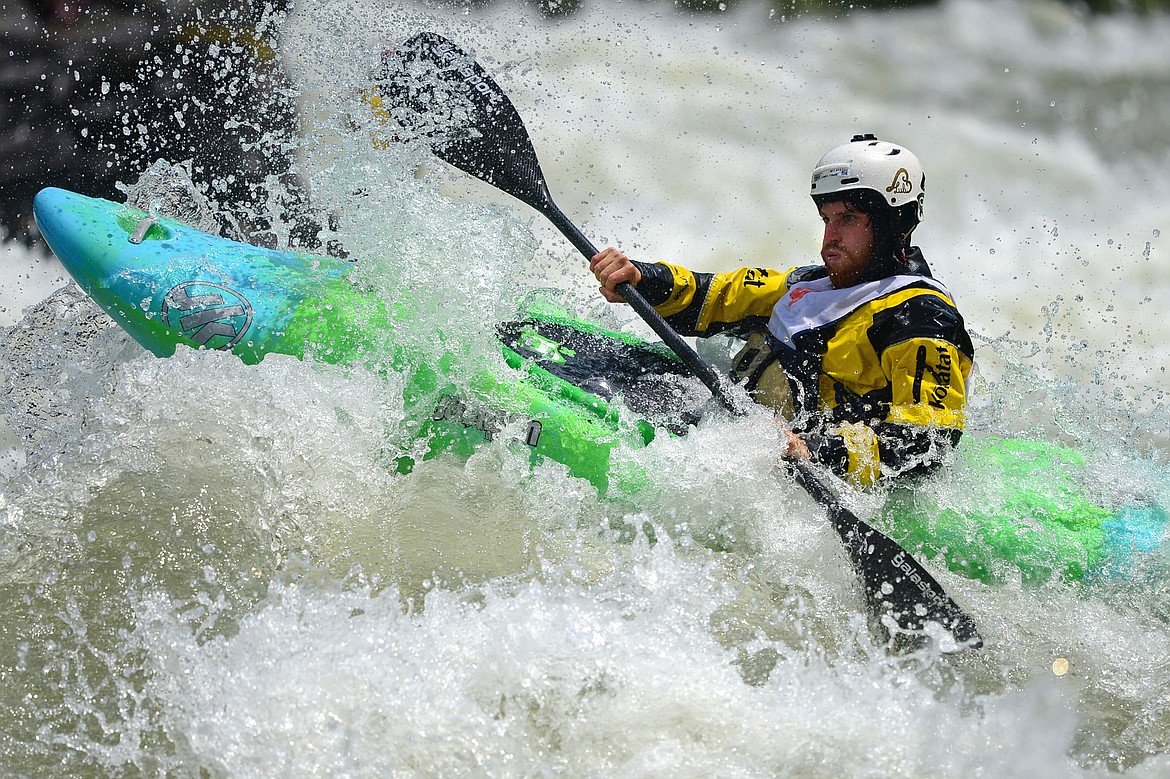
(630, 260, 792, 337)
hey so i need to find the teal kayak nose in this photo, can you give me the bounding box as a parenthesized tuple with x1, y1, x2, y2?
(34, 186, 102, 283)
(34, 186, 168, 291)
(30, 186, 363, 361)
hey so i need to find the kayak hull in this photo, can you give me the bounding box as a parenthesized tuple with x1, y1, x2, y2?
(32, 186, 662, 495)
(33, 186, 1167, 584)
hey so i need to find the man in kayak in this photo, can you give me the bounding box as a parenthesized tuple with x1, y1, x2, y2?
(590, 134, 974, 486)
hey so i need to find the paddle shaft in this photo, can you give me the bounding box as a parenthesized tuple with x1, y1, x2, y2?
(542, 204, 745, 415)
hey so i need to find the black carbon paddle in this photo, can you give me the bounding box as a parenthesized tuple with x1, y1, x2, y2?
(372, 31, 982, 650)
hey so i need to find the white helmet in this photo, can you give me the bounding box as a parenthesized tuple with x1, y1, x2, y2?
(810, 134, 924, 223)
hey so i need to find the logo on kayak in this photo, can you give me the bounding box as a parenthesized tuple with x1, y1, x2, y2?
(432, 393, 507, 441)
(432, 393, 542, 447)
(161, 281, 253, 351)
(518, 328, 576, 365)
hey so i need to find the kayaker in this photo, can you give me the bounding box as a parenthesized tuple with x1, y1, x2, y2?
(590, 134, 975, 486)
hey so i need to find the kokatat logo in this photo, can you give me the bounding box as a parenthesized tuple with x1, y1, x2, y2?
(161, 281, 253, 350)
(886, 168, 913, 195)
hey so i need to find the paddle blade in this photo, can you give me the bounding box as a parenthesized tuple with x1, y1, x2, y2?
(790, 461, 983, 651)
(837, 506, 983, 650)
(370, 32, 555, 215)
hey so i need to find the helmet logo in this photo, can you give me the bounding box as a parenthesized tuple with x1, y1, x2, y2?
(886, 168, 914, 195)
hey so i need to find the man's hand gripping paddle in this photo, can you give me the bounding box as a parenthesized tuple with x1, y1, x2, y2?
(370, 32, 982, 651)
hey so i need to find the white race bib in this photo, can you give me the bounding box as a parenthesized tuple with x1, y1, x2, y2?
(767, 274, 953, 347)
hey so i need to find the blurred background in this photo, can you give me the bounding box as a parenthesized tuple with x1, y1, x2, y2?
(3, 0, 1165, 249)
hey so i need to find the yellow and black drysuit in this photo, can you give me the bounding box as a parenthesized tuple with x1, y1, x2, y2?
(629, 247, 974, 485)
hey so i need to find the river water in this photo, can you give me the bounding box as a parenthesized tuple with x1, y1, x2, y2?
(2, 0, 1169, 775)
